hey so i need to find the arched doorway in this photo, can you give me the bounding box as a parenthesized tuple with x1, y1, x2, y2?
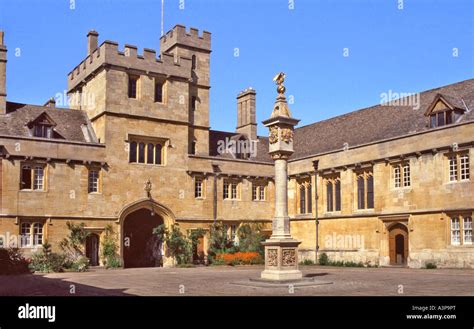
(389, 223, 409, 265)
(85, 233, 100, 266)
(123, 208, 164, 268)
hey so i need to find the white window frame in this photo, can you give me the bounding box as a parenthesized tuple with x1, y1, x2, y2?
(194, 177, 203, 199)
(463, 217, 472, 245)
(460, 154, 470, 181)
(451, 217, 461, 245)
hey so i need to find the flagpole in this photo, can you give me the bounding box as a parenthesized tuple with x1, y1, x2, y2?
(161, 0, 164, 37)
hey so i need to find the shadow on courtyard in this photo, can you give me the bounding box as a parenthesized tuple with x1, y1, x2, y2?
(0, 273, 131, 296)
(304, 272, 329, 278)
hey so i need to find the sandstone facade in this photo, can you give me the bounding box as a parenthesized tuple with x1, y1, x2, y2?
(0, 25, 472, 268)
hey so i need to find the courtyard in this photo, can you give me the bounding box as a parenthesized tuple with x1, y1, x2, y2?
(0, 265, 473, 296)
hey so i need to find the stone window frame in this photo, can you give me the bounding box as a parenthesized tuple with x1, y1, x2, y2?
(354, 169, 374, 210)
(297, 178, 312, 215)
(87, 167, 102, 194)
(19, 220, 45, 248)
(128, 74, 140, 99)
(446, 151, 470, 183)
(20, 161, 47, 192)
(448, 213, 473, 246)
(194, 176, 205, 199)
(323, 174, 341, 213)
(128, 136, 167, 166)
(252, 181, 267, 201)
(223, 178, 241, 201)
(391, 161, 411, 189)
(154, 77, 166, 104)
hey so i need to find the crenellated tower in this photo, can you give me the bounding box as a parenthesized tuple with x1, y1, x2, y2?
(160, 25, 211, 154)
(67, 25, 211, 156)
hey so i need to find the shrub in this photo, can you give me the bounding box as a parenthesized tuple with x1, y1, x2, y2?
(318, 253, 367, 268)
(71, 256, 89, 272)
(59, 222, 89, 264)
(106, 257, 122, 269)
(154, 224, 193, 265)
(300, 259, 315, 265)
(101, 225, 121, 269)
(0, 248, 31, 275)
(236, 223, 265, 257)
(207, 222, 234, 264)
(30, 242, 65, 273)
(425, 262, 437, 269)
(318, 253, 329, 265)
(215, 252, 263, 265)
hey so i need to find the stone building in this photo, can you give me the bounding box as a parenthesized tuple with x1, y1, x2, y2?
(0, 26, 472, 268)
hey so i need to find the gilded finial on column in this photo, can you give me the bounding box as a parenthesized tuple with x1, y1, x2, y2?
(273, 72, 286, 95)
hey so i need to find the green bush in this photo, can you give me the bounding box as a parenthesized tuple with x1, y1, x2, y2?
(106, 257, 122, 269)
(207, 222, 234, 264)
(318, 253, 329, 265)
(30, 242, 65, 273)
(300, 259, 315, 265)
(71, 256, 89, 272)
(59, 222, 89, 265)
(425, 262, 437, 269)
(154, 224, 193, 265)
(318, 253, 368, 268)
(101, 225, 121, 269)
(236, 223, 265, 257)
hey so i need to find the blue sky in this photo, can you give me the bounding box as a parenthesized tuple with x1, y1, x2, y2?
(0, 0, 473, 135)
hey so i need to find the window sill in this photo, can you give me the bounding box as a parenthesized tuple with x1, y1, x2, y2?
(252, 200, 266, 202)
(447, 244, 474, 249)
(19, 189, 47, 193)
(195, 197, 205, 200)
(445, 180, 470, 185)
(354, 208, 375, 213)
(129, 162, 165, 167)
(392, 187, 412, 191)
(88, 192, 102, 195)
(294, 213, 313, 219)
(324, 211, 342, 215)
(223, 199, 240, 201)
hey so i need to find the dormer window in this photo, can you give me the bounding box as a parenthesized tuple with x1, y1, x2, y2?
(33, 123, 53, 138)
(425, 94, 466, 128)
(27, 112, 61, 139)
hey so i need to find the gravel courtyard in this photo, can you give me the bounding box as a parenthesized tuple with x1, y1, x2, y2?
(0, 265, 473, 296)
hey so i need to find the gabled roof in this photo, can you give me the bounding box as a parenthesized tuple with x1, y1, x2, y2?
(0, 102, 98, 143)
(291, 78, 474, 160)
(424, 93, 467, 116)
(26, 111, 57, 127)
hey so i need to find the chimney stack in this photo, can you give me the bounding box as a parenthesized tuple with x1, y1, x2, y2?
(87, 30, 99, 56)
(236, 88, 257, 140)
(43, 97, 56, 108)
(0, 30, 7, 115)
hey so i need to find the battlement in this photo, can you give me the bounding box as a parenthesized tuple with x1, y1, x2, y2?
(160, 24, 211, 53)
(67, 33, 192, 92)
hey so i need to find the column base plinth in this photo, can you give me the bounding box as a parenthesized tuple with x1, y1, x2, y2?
(260, 238, 302, 281)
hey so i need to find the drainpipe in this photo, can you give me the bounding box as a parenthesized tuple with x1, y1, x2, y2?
(211, 164, 220, 224)
(312, 160, 319, 264)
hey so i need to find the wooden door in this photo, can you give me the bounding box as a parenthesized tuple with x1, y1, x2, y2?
(389, 223, 408, 265)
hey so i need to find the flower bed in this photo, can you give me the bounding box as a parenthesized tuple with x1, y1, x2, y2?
(215, 252, 263, 265)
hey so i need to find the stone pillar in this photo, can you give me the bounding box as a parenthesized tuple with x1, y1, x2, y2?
(260, 73, 302, 281)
